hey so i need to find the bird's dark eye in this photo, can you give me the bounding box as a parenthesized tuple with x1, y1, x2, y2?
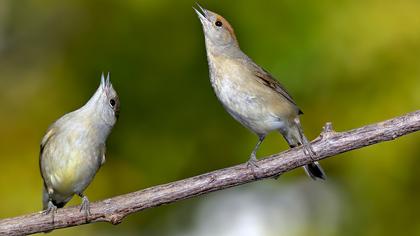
(110, 99, 116, 107)
(215, 20, 223, 27)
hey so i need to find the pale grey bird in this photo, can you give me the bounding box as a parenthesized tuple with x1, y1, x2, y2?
(194, 5, 325, 180)
(39, 73, 120, 221)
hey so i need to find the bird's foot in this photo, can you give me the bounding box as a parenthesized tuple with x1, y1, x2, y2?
(246, 153, 260, 175)
(80, 195, 91, 220)
(246, 155, 259, 168)
(246, 154, 263, 179)
(44, 200, 58, 224)
(303, 142, 317, 161)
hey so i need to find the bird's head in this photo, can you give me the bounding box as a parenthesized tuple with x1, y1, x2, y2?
(194, 4, 239, 49)
(87, 73, 120, 126)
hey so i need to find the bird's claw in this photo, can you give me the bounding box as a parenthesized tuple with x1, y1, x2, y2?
(44, 201, 58, 223)
(80, 196, 91, 220)
(303, 143, 317, 161)
(246, 154, 259, 169)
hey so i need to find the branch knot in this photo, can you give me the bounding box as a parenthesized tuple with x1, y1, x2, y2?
(320, 122, 336, 139)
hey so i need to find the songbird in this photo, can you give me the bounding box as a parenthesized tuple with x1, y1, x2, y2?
(39, 73, 120, 221)
(194, 5, 325, 180)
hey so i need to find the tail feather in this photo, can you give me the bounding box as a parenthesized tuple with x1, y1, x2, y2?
(282, 119, 327, 181)
(42, 185, 49, 210)
(303, 162, 326, 180)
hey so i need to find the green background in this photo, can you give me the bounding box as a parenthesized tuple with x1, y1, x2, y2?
(0, 0, 419, 235)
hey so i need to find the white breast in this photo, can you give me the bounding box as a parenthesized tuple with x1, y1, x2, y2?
(209, 58, 287, 135)
(42, 121, 103, 196)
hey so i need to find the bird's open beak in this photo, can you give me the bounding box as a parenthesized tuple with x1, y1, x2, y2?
(193, 3, 209, 23)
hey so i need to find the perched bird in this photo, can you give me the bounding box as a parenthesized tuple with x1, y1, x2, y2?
(39, 73, 120, 221)
(194, 5, 325, 180)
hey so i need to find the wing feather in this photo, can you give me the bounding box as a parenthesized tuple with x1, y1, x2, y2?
(251, 64, 303, 115)
(39, 127, 56, 182)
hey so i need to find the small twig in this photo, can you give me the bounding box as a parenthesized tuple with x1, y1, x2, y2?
(0, 110, 419, 235)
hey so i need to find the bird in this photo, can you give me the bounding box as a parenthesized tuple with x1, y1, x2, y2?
(39, 73, 120, 222)
(194, 4, 325, 180)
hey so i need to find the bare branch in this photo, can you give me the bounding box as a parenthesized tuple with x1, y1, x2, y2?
(1, 110, 419, 235)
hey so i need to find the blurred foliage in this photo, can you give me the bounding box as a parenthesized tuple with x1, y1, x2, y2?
(0, 0, 419, 235)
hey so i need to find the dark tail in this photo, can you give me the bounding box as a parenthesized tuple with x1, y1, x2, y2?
(42, 185, 70, 210)
(283, 119, 327, 181)
(303, 161, 326, 180)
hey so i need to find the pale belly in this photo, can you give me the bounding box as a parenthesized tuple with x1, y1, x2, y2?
(212, 76, 290, 135)
(42, 146, 101, 197)
(206, 53, 299, 136)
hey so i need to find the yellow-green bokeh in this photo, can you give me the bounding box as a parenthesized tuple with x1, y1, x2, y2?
(0, 0, 419, 235)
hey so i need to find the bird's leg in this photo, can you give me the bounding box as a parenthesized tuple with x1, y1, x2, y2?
(303, 142, 316, 160)
(44, 188, 57, 224)
(79, 193, 91, 220)
(247, 135, 265, 169)
(44, 199, 58, 223)
(297, 127, 317, 161)
(301, 136, 317, 161)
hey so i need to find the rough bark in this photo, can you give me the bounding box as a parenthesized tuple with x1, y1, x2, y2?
(1, 110, 419, 235)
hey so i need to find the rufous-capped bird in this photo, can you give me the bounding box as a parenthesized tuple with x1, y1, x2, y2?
(194, 5, 325, 180)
